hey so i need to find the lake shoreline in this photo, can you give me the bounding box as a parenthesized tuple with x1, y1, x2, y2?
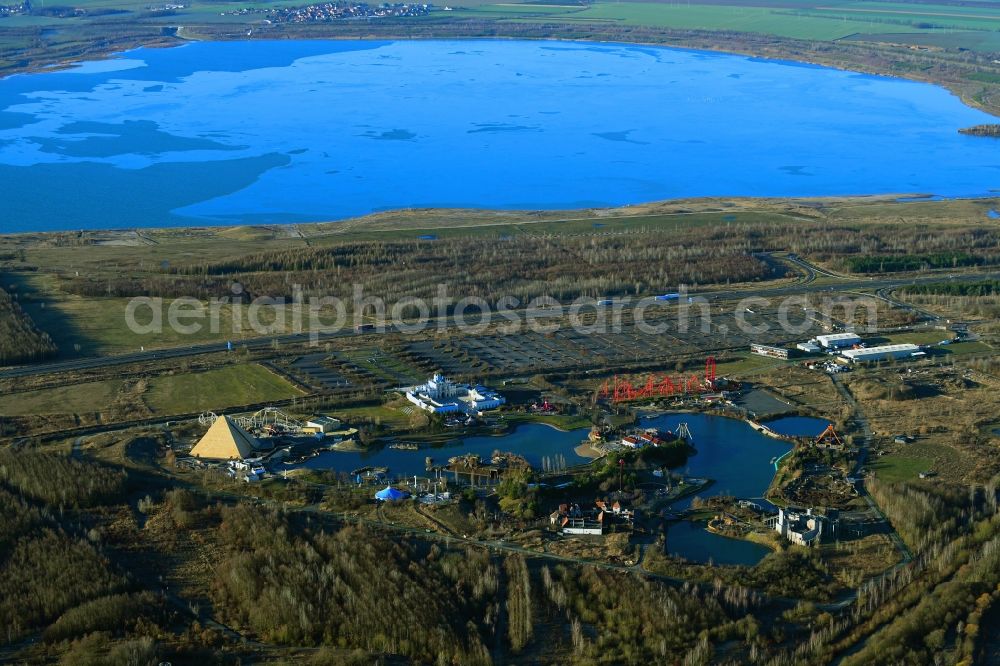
(4, 38, 998, 233)
(4, 27, 999, 123)
(0, 192, 959, 239)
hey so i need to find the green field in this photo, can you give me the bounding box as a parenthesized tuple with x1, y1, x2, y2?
(880, 331, 952, 345)
(570, 3, 897, 39)
(0, 378, 122, 415)
(939, 340, 993, 356)
(0, 363, 302, 416)
(333, 402, 417, 429)
(801, 8, 1000, 32)
(144, 363, 303, 413)
(715, 353, 788, 377)
(337, 347, 424, 386)
(447, 0, 1000, 47)
(8, 272, 298, 357)
(852, 29, 1000, 51)
(869, 442, 957, 482)
(491, 1, 963, 39)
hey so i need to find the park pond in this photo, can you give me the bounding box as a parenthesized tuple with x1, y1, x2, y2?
(761, 415, 831, 438)
(643, 413, 795, 566)
(293, 422, 593, 479)
(2, 39, 1000, 231)
(301, 412, 795, 566)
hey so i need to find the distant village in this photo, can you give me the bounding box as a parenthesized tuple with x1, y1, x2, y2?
(0, 1, 27, 17)
(221, 2, 432, 21)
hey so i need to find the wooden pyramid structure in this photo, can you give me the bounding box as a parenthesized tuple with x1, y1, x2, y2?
(190, 415, 257, 460)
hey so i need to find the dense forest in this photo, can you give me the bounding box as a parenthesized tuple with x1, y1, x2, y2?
(868, 478, 984, 553)
(771, 476, 1000, 666)
(0, 452, 154, 657)
(0, 283, 57, 365)
(843, 252, 988, 274)
(207, 503, 774, 664)
(212, 505, 497, 662)
(902, 280, 1000, 297)
(0, 440, 996, 663)
(779, 224, 1000, 274)
(0, 449, 128, 509)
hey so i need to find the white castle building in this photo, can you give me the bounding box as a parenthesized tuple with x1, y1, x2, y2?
(767, 507, 838, 547)
(405, 373, 505, 415)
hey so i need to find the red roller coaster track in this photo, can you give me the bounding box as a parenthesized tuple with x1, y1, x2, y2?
(599, 357, 717, 403)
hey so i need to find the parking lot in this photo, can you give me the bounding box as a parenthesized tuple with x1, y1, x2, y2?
(404, 304, 816, 376)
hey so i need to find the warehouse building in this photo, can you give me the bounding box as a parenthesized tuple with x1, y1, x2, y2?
(841, 343, 921, 363)
(816, 333, 861, 349)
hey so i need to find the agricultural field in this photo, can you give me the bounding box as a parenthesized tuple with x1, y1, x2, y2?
(851, 28, 1000, 50)
(0, 377, 122, 415)
(522, 2, 936, 39)
(455, 0, 1000, 43)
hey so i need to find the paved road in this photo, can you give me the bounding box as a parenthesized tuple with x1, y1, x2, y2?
(872, 286, 942, 323)
(830, 374, 913, 564)
(781, 253, 848, 282)
(3, 269, 997, 381)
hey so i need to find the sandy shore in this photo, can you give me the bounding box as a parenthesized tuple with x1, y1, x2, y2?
(574, 441, 605, 459)
(330, 438, 364, 452)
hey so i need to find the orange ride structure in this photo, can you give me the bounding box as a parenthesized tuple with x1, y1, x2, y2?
(599, 357, 718, 404)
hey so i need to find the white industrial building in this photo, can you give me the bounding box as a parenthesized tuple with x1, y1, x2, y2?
(797, 341, 820, 354)
(405, 374, 505, 414)
(815, 333, 861, 349)
(750, 343, 790, 359)
(840, 343, 921, 363)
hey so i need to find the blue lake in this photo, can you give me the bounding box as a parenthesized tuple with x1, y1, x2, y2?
(294, 422, 592, 479)
(762, 415, 830, 437)
(302, 412, 788, 565)
(644, 413, 793, 566)
(2, 39, 999, 232)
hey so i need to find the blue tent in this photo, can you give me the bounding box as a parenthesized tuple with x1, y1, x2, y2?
(375, 486, 408, 502)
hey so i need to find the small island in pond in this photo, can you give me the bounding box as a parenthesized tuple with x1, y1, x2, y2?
(959, 123, 1000, 137)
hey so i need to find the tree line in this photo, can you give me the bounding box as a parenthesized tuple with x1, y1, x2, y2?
(844, 252, 988, 274)
(45, 217, 1000, 316)
(0, 449, 128, 510)
(902, 279, 1000, 297)
(56, 227, 775, 303)
(0, 283, 57, 365)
